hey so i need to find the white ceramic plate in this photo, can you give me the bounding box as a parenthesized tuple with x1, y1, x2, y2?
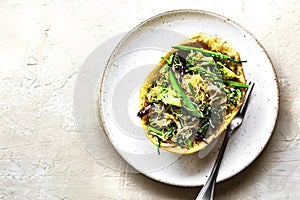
(99, 10, 279, 186)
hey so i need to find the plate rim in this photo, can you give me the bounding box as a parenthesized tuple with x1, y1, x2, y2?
(99, 9, 280, 187)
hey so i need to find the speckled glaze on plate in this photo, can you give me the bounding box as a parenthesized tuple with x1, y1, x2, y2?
(99, 10, 279, 187)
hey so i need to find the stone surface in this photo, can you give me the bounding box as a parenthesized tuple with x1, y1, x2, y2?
(0, 0, 299, 199)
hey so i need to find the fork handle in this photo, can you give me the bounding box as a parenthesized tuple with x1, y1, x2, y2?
(195, 128, 233, 200)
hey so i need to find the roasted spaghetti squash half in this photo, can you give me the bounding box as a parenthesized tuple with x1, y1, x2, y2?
(137, 32, 248, 154)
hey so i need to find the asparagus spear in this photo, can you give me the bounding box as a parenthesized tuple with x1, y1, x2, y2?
(226, 80, 249, 88)
(172, 45, 247, 63)
(168, 67, 205, 118)
(197, 67, 249, 88)
(148, 126, 163, 136)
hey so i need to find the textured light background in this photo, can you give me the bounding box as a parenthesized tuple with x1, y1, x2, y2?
(0, 0, 299, 199)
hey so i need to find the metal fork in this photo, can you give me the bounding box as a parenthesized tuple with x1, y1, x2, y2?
(196, 82, 255, 200)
